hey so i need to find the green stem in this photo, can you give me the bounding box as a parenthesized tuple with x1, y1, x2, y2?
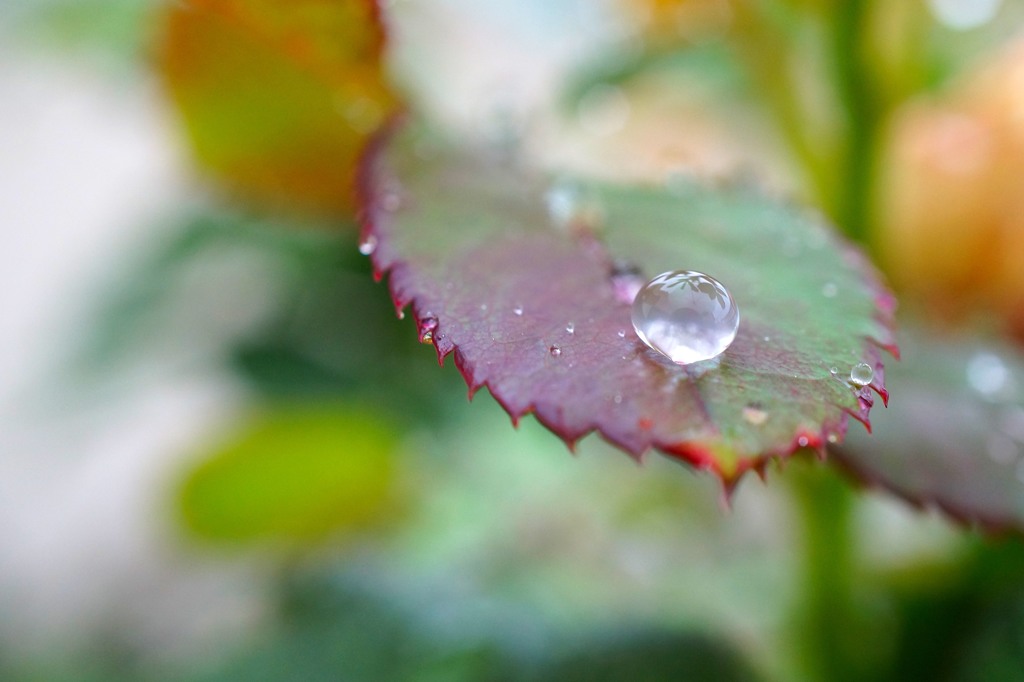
(828, 0, 878, 245)
(791, 465, 864, 682)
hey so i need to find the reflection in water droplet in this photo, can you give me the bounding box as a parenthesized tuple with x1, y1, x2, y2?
(967, 352, 1010, 399)
(822, 282, 838, 298)
(631, 270, 739, 365)
(617, 330, 626, 338)
(566, 323, 575, 334)
(359, 235, 378, 256)
(742, 406, 768, 426)
(549, 345, 561, 357)
(987, 433, 1018, 464)
(850, 363, 874, 387)
(577, 84, 630, 137)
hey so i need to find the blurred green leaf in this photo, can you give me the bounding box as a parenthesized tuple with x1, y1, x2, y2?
(178, 404, 400, 544)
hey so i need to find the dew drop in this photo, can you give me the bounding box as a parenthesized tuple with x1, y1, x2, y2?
(631, 270, 739, 365)
(617, 330, 626, 338)
(358, 235, 378, 256)
(827, 433, 839, 444)
(849, 363, 874, 387)
(830, 366, 839, 376)
(822, 282, 838, 298)
(798, 436, 810, 447)
(566, 323, 575, 334)
(549, 345, 561, 357)
(513, 305, 524, 316)
(418, 314, 438, 344)
(613, 394, 623, 404)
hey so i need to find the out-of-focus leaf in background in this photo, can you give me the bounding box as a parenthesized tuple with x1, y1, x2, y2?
(157, 0, 398, 216)
(837, 326, 1024, 532)
(178, 405, 401, 544)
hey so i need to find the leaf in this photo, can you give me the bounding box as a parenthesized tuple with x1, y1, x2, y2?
(835, 326, 1024, 532)
(157, 0, 397, 215)
(178, 404, 400, 544)
(358, 124, 897, 484)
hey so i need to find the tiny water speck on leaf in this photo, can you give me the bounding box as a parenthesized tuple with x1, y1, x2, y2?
(631, 270, 739, 365)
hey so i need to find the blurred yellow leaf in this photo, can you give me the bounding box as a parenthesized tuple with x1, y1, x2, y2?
(157, 0, 398, 216)
(178, 405, 400, 545)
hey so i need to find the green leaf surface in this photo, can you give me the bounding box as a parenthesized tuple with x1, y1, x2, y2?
(359, 124, 896, 484)
(837, 326, 1024, 532)
(178, 405, 399, 544)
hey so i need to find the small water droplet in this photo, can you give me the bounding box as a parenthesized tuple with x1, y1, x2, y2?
(480, 303, 488, 311)
(830, 366, 839, 376)
(967, 352, 1011, 399)
(827, 433, 839, 444)
(566, 323, 575, 334)
(822, 282, 838, 298)
(577, 84, 631, 137)
(617, 330, 626, 338)
(513, 305, 523, 316)
(613, 394, 623, 404)
(764, 336, 771, 342)
(742, 406, 768, 426)
(798, 436, 810, 447)
(549, 345, 561, 357)
(850, 363, 874, 387)
(631, 270, 739, 365)
(418, 314, 438, 344)
(358, 235, 378, 256)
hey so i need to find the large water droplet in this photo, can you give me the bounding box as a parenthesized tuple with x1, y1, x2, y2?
(849, 363, 874, 387)
(631, 270, 739, 365)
